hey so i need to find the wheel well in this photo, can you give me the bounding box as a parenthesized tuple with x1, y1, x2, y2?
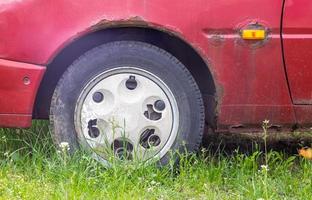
(34, 27, 216, 126)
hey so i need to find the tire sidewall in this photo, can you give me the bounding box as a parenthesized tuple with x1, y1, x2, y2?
(50, 41, 204, 165)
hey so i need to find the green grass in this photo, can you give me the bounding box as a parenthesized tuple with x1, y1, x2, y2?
(0, 121, 311, 200)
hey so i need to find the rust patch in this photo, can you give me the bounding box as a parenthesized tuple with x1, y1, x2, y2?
(90, 16, 149, 31)
(209, 33, 225, 46)
(236, 20, 271, 49)
(202, 28, 235, 47)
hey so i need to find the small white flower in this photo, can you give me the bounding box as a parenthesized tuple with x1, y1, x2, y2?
(263, 119, 270, 125)
(59, 142, 70, 152)
(260, 165, 269, 171)
(3, 152, 9, 157)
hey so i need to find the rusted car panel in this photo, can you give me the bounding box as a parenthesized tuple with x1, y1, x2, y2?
(0, 114, 32, 128)
(0, 0, 310, 129)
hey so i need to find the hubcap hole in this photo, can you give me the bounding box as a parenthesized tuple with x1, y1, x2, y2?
(115, 148, 133, 160)
(87, 119, 100, 138)
(88, 127, 100, 138)
(139, 128, 157, 149)
(92, 91, 104, 103)
(148, 134, 161, 147)
(111, 139, 133, 160)
(154, 100, 165, 111)
(125, 75, 137, 90)
(144, 104, 162, 121)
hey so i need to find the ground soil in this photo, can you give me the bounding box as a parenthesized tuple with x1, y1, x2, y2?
(203, 129, 312, 155)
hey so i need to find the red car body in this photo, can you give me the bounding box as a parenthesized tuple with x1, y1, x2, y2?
(0, 0, 311, 133)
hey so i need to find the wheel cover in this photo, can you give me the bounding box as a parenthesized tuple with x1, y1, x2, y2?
(74, 67, 179, 163)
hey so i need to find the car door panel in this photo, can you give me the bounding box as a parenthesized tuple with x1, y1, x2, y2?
(283, 0, 312, 104)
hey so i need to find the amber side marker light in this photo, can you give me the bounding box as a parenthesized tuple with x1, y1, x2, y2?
(241, 29, 266, 40)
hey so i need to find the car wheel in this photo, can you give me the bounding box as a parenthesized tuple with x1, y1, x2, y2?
(50, 41, 204, 165)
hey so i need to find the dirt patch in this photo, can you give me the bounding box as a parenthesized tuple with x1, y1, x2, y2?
(203, 129, 312, 155)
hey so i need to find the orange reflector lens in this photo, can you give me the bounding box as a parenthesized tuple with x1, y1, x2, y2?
(241, 29, 266, 40)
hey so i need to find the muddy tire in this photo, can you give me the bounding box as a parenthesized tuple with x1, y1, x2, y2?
(50, 41, 204, 165)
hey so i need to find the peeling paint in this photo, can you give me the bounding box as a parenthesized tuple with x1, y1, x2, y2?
(90, 16, 149, 31)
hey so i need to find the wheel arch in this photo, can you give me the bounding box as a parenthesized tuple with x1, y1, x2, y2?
(34, 26, 217, 127)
